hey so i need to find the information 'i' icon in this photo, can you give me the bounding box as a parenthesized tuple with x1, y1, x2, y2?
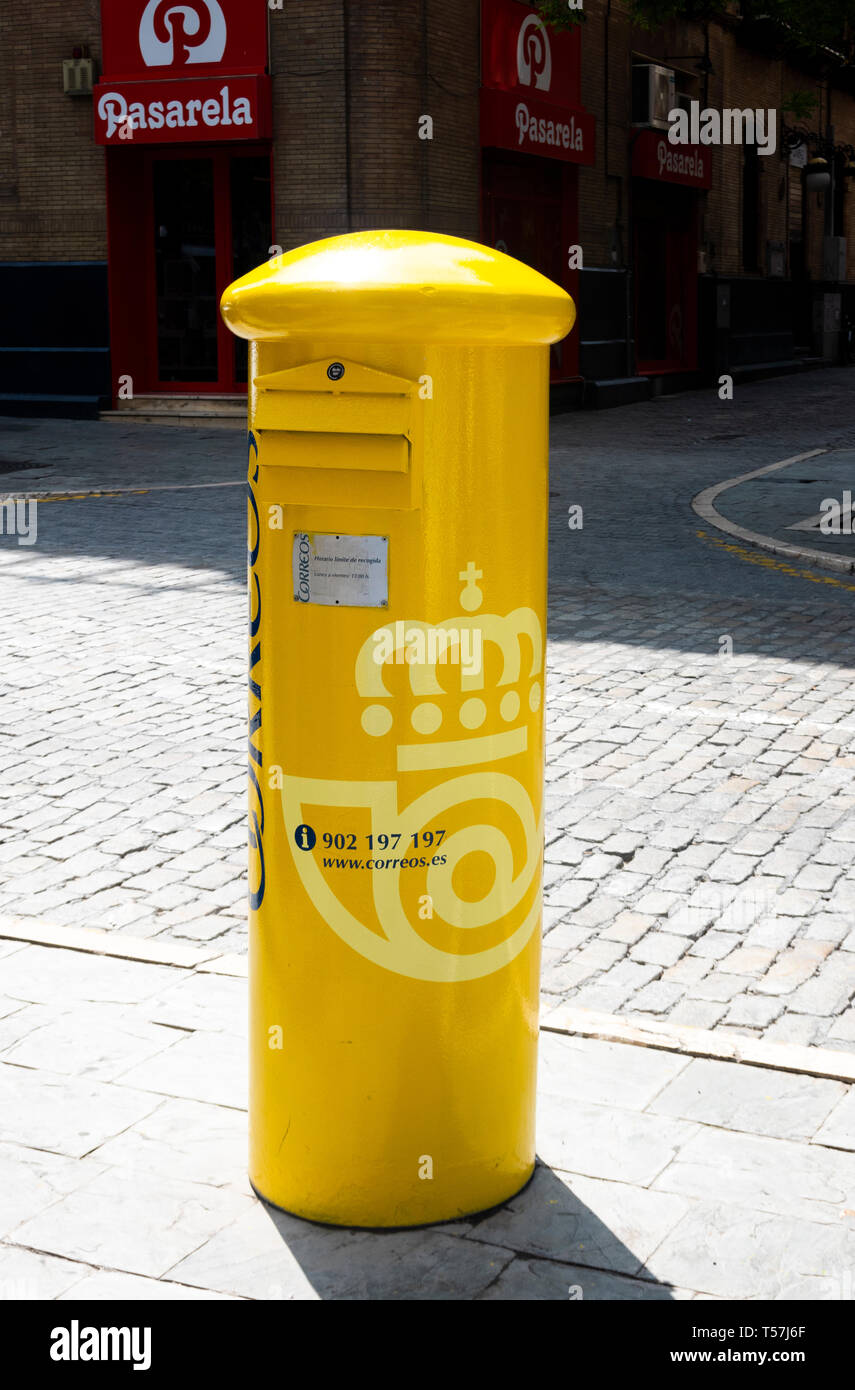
(294, 824, 316, 851)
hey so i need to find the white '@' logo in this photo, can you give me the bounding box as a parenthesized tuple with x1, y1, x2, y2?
(516, 13, 551, 92)
(139, 0, 227, 67)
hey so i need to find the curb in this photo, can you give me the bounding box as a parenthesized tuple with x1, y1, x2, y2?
(691, 447, 855, 576)
(0, 917, 246, 976)
(4, 917, 851, 1084)
(542, 1003, 855, 1086)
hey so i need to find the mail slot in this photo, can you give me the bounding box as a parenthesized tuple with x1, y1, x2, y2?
(254, 360, 415, 482)
(221, 229, 575, 1228)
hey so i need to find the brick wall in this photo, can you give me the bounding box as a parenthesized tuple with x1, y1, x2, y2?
(0, 0, 106, 261)
(268, 0, 348, 248)
(577, 0, 855, 286)
(269, 0, 481, 250)
(4, 2, 855, 302)
(0, 0, 481, 265)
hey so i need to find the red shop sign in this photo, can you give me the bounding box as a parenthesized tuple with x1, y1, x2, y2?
(482, 0, 582, 108)
(480, 0, 593, 165)
(100, 0, 268, 81)
(94, 74, 271, 145)
(481, 86, 594, 166)
(632, 129, 712, 189)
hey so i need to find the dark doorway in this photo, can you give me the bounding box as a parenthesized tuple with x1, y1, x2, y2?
(633, 181, 699, 374)
(106, 143, 273, 398)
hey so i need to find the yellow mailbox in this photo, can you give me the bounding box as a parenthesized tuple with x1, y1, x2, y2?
(221, 230, 574, 1227)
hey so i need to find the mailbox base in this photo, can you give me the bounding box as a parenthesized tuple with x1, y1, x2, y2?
(249, 1162, 536, 1231)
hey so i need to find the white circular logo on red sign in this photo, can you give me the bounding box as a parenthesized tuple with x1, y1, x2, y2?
(516, 13, 552, 92)
(139, 0, 227, 67)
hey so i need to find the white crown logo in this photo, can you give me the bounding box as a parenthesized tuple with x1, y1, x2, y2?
(354, 562, 543, 774)
(282, 561, 544, 982)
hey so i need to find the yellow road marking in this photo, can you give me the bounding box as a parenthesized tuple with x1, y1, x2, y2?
(696, 528, 855, 593)
(19, 489, 150, 505)
(4, 481, 245, 504)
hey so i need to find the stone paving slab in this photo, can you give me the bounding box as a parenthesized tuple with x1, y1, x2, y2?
(478, 1257, 695, 1301)
(0, 941, 853, 1300)
(0, 1246, 97, 1302)
(0, 1063, 161, 1159)
(0, 1143, 106, 1242)
(0, 947, 178, 1008)
(813, 1089, 855, 1151)
(168, 1208, 517, 1301)
(651, 1126, 855, 1224)
(117, 1029, 247, 1110)
(442, 1163, 691, 1276)
(536, 1030, 691, 1110)
(648, 1056, 847, 1140)
(12, 1167, 254, 1281)
(0, 1002, 182, 1082)
(644, 1200, 855, 1301)
(55, 1271, 241, 1301)
(535, 1093, 699, 1187)
(89, 1098, 249, 1191)
(143, 971, 248, 1036)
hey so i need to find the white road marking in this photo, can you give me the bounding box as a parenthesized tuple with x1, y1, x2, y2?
(787, 510, 827, 531)
(787, 494, 855, 532)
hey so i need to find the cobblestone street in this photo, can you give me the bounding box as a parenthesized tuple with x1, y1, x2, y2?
(2, 367, 855, 1052)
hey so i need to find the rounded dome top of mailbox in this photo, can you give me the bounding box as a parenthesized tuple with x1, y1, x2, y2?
(220, 229, 575, 346)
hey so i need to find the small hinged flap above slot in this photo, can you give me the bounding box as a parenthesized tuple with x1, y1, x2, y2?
(253, 358, 415, 438)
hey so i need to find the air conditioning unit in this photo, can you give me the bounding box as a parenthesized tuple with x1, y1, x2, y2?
(62, 58, 94, 96)
(632, 64, 676, 131)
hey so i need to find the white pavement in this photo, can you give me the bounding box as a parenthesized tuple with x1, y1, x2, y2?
(0, 931, 853, 1301)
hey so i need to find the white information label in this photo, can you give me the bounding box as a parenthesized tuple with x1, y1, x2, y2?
(292, 532, 388, 608)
